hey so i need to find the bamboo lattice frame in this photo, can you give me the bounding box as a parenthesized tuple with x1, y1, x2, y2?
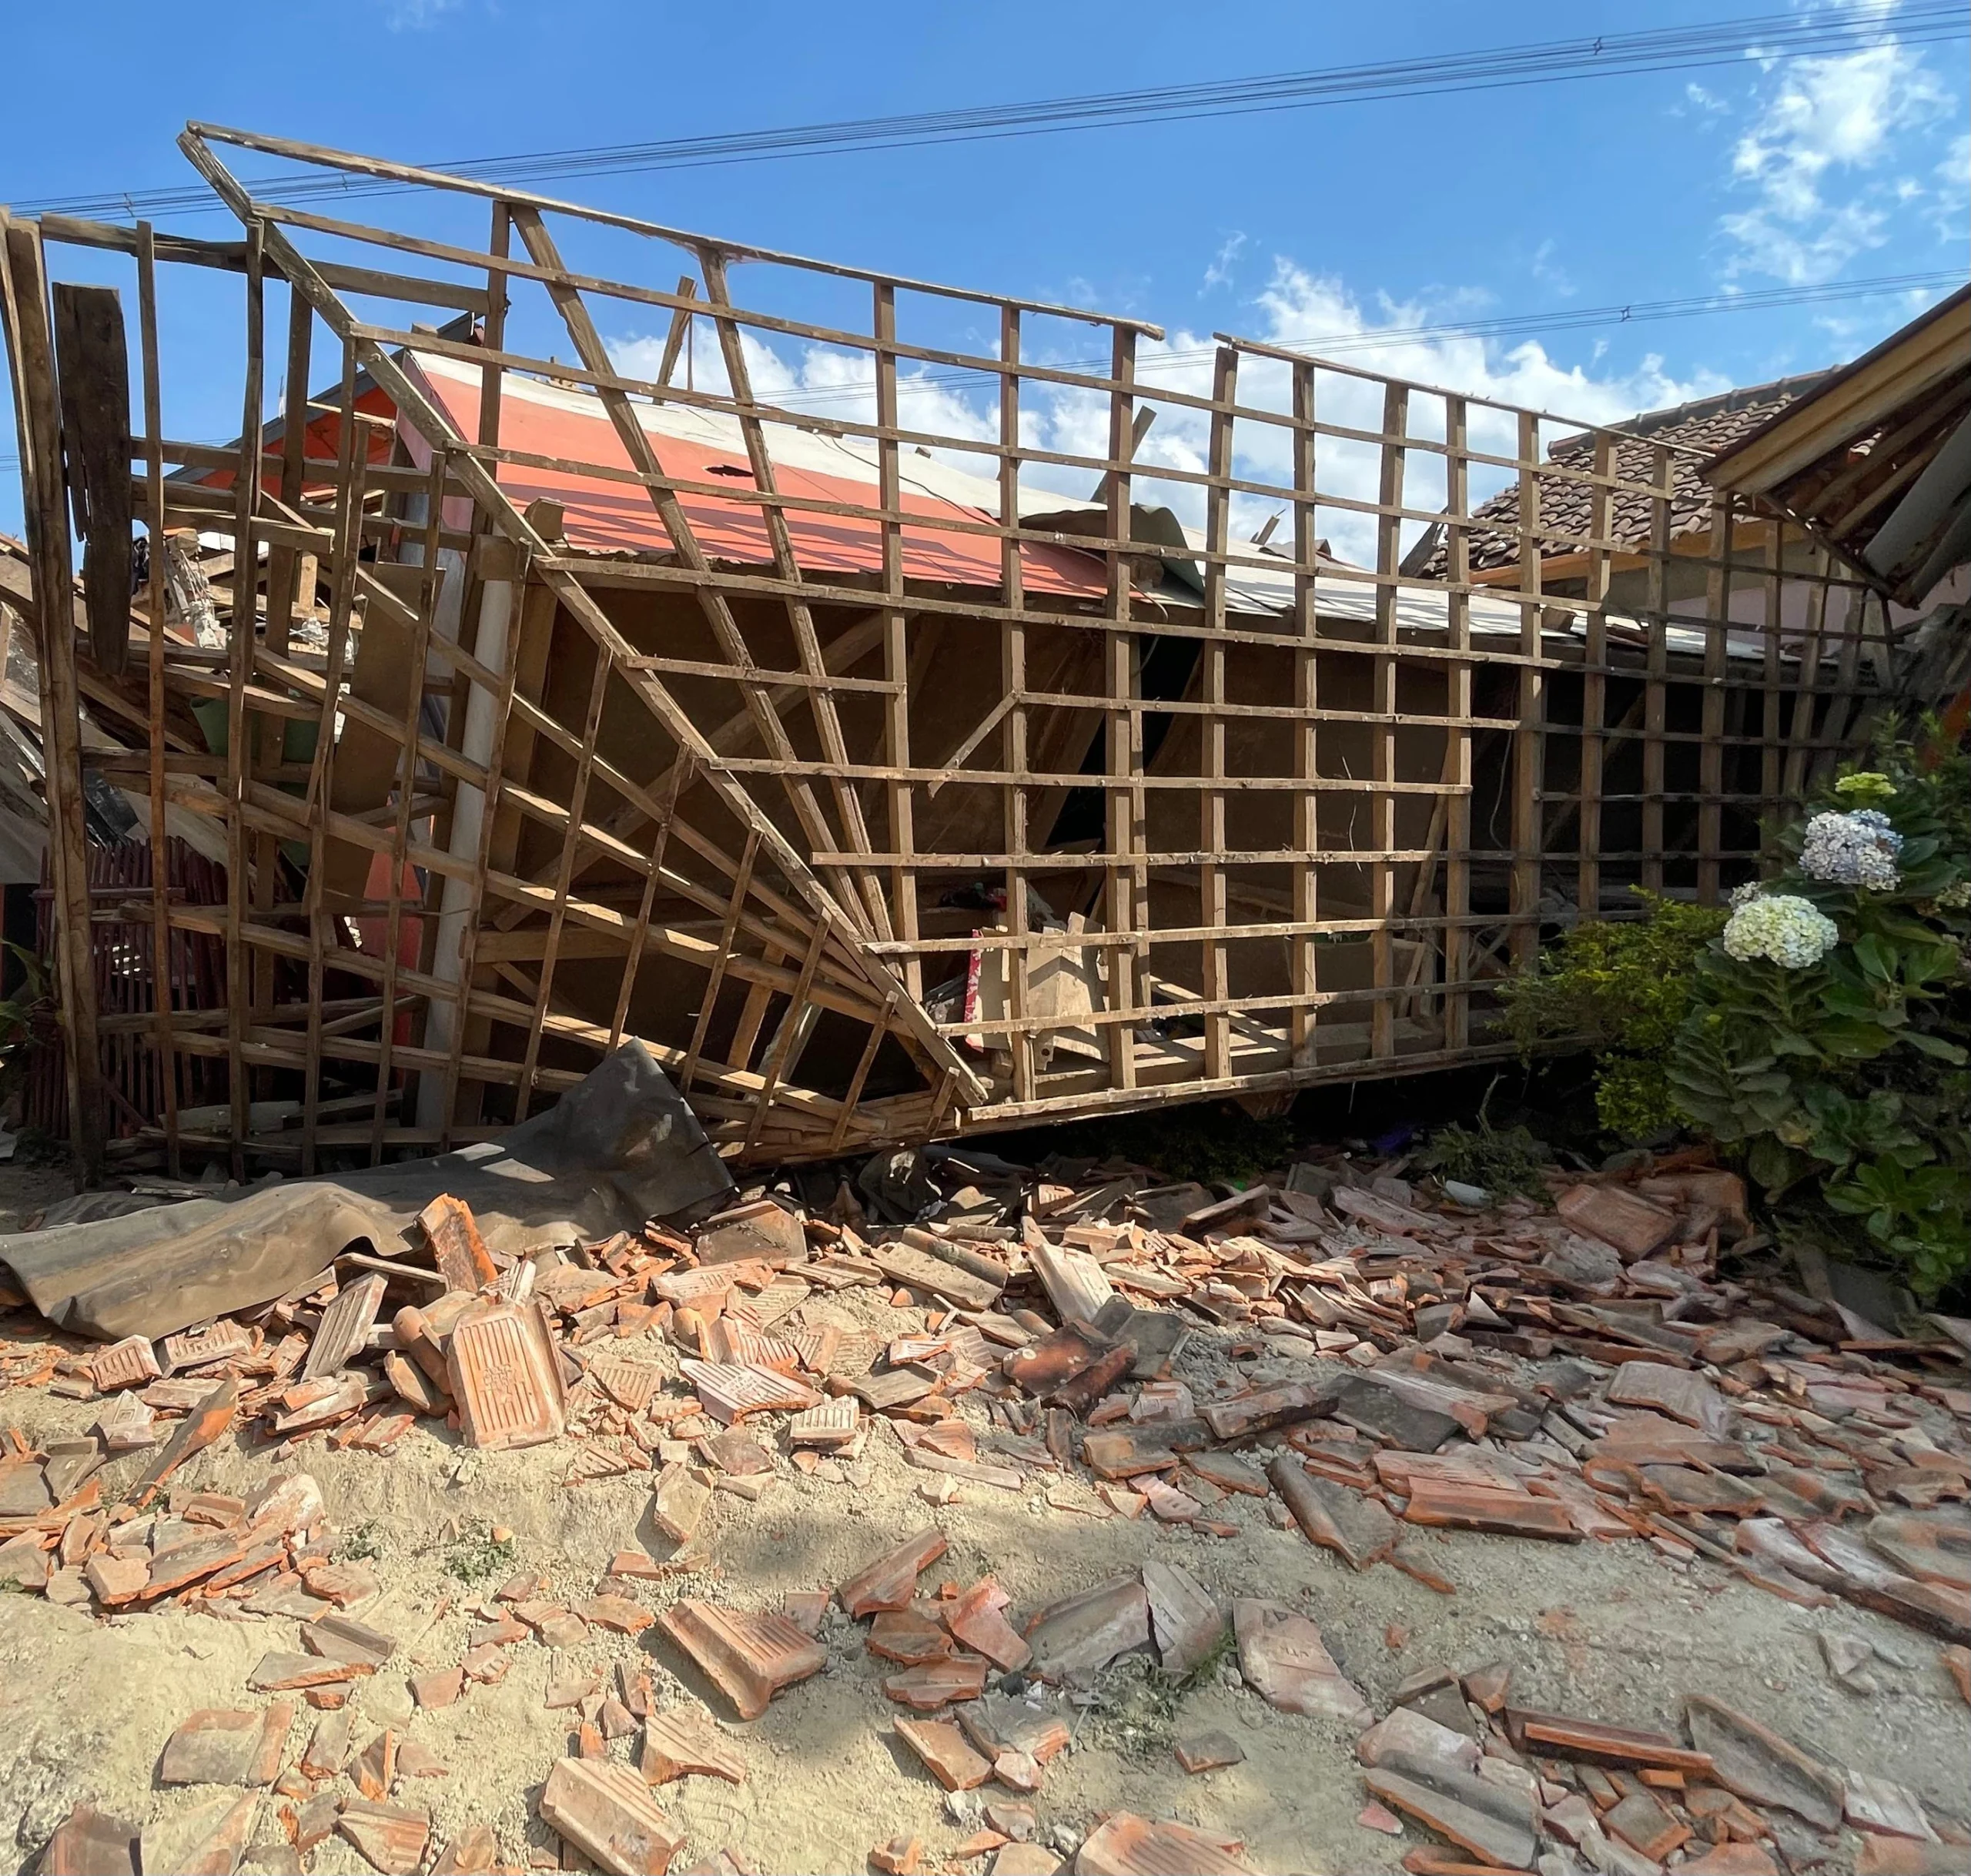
(0, 125, 1892, 1173)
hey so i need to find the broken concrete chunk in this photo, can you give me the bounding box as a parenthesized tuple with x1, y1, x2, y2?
(1232, 1597, 1370, 1727)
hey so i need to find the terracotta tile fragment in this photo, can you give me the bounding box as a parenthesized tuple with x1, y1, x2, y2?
(1400, 1480, 1581, 1541)
(953, 1830, 1009, 1861)
(580, 1594, 655, 1637)
(1140, 1560, 1225, 1679)
(1852, 1845, 1967, 1876)
(539, 1758, 684, 1876)
(988, 1849, 1061, 1876)
(1024, 1576, 1149, 1684)
(782, 1590, 829, 1636)
(837, 1527, 948, 1618)
(1174, 1731, 1245, 1773)
(1233, 1597, 1370, 1726)
(1605, 1789, 1692, 1861)
(420, 1195, 497, 1292)
(38, 1804, 137, 1876)
(1556, 1182, 1678, 1258)
(640, 1708, 745, 1784)
(1357, 1801, 1405, 1835)
(1682, 1848, 1779, 1876)
(303, 1273, 390, 1381)
(446, 1300, 567, 1451)
(1462, 1663, 1512, 1714)
(894, 1717, 992, 1791)
(412, 1667, 465, 1710)
(869, 1837, 923, 1876)
(1074, 1812, 1252, 1876)
(138, 1791, 256, 1876)
(1508, 1707, 1713, 1774)
(302, 1707, 353, 1779)
(657, 1600, 826, 1720)
(248, 1650, 369, 1694)
(1362, 1765, 1536, 1871)
(1683, 1695, 1843, 1830)
(991, 1749, 1042, 1792)
(945, 1579, 1032, 1671)
(882, 1656, 991, 1710)
(1200, 1379, 1337, 1441)
(159, 1703, 295, 1787)
(868, 1608, 952, 1665)
(431, 1825, 500, 1875)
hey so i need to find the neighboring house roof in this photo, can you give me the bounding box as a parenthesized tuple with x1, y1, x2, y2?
(1705, 284, 1971, 607)
(1406, 372, 1832, 580)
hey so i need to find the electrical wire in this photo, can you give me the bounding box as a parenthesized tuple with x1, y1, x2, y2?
(13, 3, 1966, 222)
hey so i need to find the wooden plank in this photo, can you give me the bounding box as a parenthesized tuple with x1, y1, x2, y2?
(136, 222, 182, 1175)
(0, 215, 106, 1178)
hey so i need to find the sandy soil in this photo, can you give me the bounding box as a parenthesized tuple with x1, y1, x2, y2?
(3, 1209, 1967, 1876)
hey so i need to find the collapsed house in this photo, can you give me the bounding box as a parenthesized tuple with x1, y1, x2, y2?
(0, 127, 1956, 1179)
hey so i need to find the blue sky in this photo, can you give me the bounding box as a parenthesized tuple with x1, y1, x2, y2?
(2, 0, 1966, 541)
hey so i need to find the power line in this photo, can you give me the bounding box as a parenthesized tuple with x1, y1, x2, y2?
(12, 4, 1966, 222)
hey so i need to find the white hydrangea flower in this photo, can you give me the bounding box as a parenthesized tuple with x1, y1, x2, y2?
(1937, 879, 1971, 911)
(1729, 881, 1765, 908)
(1723, 894, 1840, 968)
(1799, 808, 1902, 891)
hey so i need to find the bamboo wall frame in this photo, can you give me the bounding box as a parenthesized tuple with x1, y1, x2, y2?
(1, 125, 1892, 1174)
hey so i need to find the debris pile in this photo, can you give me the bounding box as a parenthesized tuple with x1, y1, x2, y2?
(3, 1127, 1968, 1873)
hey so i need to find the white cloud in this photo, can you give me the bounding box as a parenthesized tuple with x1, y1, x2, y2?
(1719, 38, 1952, 283)
(604, 259, 1730, 570)
(1201, 232, 1247, 294)
(380, 0, 463, 27)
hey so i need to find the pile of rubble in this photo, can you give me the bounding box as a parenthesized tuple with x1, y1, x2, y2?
(2, 1130, 1968, 1874)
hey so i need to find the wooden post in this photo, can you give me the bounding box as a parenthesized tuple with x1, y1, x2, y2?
(0, 216, 106, 1181)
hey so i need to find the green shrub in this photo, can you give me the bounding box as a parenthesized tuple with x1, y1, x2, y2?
(1667, 735, 1969, 1300)
(1503, 728, 1970, 1301)
(1500, 892, 1725, 1138)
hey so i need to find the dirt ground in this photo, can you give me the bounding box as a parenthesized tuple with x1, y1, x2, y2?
(2, 1159, 1967, 1876)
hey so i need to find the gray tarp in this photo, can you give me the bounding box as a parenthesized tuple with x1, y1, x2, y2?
(0, 1042, 735, 1342)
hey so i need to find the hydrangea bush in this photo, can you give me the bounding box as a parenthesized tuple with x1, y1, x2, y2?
(1508, 727, 1969, 1300)
(1667, 733, 1970, 1299)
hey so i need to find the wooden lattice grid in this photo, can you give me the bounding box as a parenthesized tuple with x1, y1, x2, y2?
(0, 124, 1895, 1175)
